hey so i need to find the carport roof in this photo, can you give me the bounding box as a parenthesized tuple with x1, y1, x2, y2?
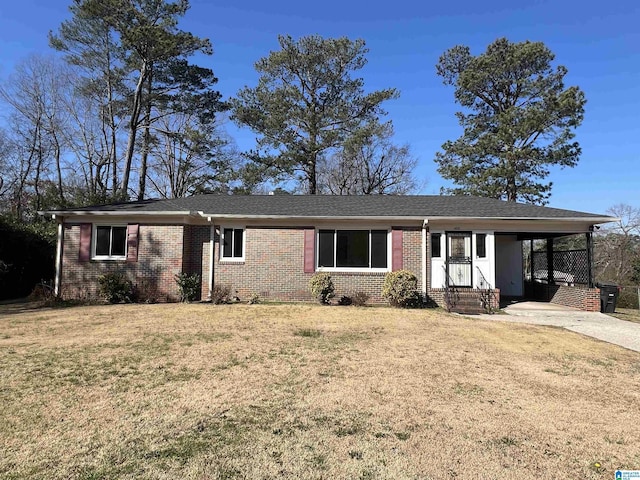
(42, 194, 615, 222)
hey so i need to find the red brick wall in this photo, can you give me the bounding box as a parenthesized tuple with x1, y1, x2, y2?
(60, 223, 184, 302)
(527, 282, 601, 311)
(61, 223, 425, 305)
(548, 284, 600, 311)
(213, 226, 422, 304)
(183, 225, 211, 300)
(402, 228, 423, 291)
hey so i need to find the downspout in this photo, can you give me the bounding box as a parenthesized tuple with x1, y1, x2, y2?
(422, 219, 428, 300)
(208, 217, 214, 301)
(54, 215, 64, 297)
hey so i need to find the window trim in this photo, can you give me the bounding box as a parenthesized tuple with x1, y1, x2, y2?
(315, 228, 391, 273)
(91, 224, 128, 260)
(219, 226, 245, 262)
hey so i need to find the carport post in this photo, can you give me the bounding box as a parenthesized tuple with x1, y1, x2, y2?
(586, 231, 594, 288)
(546, 237, 554, 286)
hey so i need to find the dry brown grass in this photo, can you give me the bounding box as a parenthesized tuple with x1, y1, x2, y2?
(611, 308, 640, 324)
(1, 302, 639, 479)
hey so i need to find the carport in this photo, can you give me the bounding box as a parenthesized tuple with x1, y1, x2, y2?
(494, 229, 601, 311)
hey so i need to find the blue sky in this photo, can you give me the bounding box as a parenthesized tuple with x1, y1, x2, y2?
(0, 0, 638, 214)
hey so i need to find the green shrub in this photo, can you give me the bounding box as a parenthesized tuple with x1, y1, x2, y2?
(175, 273, 201, 302)
(382, 270, 420, 308)
(211, 284, 231, 304)
(352, 292, 370, 307)
(309, 272, 335, 304)
(0, 217, 55, 300)
(98, 272, 133, 303)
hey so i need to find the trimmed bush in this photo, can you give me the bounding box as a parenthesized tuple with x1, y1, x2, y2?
(98, 272, 133, 303)
(175, 273, 201, 302)
(247, 293, 260, 305)
(309, 272, 335, 304)
(382, 270, 420, 308)
(352, 292, 370, 307)
(211, 284, 231, 304)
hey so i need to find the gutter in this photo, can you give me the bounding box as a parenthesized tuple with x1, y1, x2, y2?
(38, 210, 618, 224)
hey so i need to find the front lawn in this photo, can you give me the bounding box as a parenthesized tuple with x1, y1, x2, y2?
(611, 307, 640, 324)
(1, 303, 639, 479)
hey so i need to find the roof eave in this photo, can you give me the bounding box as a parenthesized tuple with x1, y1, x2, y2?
(37, 210, 618, 224)
(426, 216, 618, 224)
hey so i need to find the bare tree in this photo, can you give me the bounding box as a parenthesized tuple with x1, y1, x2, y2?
(0, 55, 73, 217)
(318, 122, 419, 195)
(146, 112, 238, 198)
(594, 204, 640, 283)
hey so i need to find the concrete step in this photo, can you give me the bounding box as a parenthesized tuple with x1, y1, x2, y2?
(449, 306, 485, 314)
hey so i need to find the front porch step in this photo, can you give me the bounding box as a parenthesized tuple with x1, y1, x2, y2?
(449, 305, 485, 314)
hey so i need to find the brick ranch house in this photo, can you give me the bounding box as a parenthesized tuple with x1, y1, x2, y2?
(42, 195, 616, 313)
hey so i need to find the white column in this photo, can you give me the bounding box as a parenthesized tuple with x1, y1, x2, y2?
(54, 220, 63, 297)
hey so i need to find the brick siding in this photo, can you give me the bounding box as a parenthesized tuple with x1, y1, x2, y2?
(529, 282, 601, 312)
(402, 228, 423, 292)
(213, 226, 422, 304)
(60, 224, 184, 302)
(183, 225, 211, 300)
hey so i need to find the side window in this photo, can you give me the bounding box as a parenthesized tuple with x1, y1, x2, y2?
(476, 233, 487, 258)
(221, 228, 244, 260)
(93, 225, 127, 259)
(431, 233, 441, 258)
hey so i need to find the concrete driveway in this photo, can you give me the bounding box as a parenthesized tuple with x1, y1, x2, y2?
(474, 302, 640, 352)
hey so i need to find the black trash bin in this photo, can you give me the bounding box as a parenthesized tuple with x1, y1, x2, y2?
(596, 283, 619, 313)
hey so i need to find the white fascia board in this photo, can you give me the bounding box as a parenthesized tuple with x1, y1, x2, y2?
(425, 216, 617, 224)
(199, 213, 427, 221)
(38, 209, 618, 225)
(40, 210, 194, 217)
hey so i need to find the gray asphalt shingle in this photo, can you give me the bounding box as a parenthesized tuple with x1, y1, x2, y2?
(53, 195, 609, 219)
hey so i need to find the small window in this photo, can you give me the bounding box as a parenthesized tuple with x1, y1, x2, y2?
(476, 234, 487, 258)
(431, 233, 441, 258)
(93, 225, 127, 259)
(221, 227, 244, 260)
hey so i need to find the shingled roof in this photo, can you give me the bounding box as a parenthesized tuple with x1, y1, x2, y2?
(45, 195, 613, 221)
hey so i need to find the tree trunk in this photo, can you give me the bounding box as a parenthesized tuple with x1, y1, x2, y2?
(120, 61, 148, 199)
(137, 70, 153, 201)
(308, 158, 317, 194)
(52, 133, 65, 204)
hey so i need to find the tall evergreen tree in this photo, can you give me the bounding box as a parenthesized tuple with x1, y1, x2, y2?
(51, 0, 225, 200)
(435, 38, 586, 205)
(232, 35, 398, 194)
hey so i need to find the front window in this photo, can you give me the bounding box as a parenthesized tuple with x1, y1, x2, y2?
(318, 229, 388, 269)
(221, 227, 244, 260)
(93, 225, 127, 259)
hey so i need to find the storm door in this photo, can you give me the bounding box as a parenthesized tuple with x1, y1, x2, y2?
(446, 232, 472, 287)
